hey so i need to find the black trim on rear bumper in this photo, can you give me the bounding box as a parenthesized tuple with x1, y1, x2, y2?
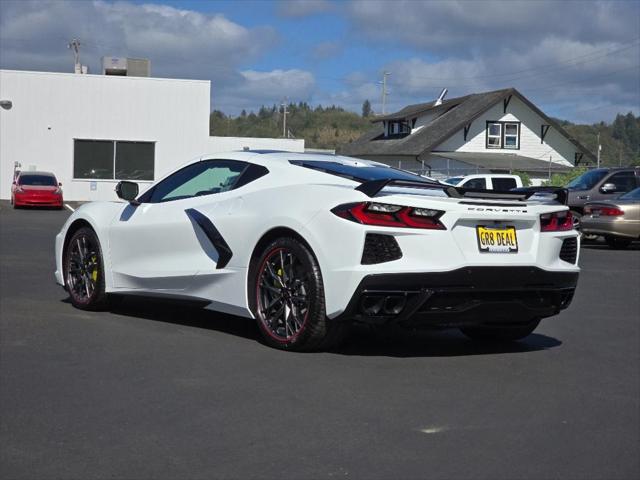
(335, 267, 579, 328)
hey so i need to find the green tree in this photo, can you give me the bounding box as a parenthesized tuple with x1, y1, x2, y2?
(362, 99, 372, 117)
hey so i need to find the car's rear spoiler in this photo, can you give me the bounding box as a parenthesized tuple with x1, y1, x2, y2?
(355, 179, 537, 202)
(510, 186, 569, 205)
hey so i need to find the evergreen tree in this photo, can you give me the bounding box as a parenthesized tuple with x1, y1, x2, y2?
(362, 99, 372, 117)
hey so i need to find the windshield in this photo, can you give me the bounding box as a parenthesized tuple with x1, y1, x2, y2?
(290, 160, 431, 183)
(445, 177, 464, 185)
(566, 170, 608, 190)
(19, 174, 57, 186)
(619, 187, 640, 200)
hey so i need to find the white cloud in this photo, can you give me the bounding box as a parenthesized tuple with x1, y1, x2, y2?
(277, 0, 334, 17)
(0, 0, 278, 100)
(341, 0, 640, 122)
(347, 0, 638, 55)
(214, 69, 316, 113)
(311, 41, 342, 60)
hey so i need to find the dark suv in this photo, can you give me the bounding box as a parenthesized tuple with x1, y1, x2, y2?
(566, 167, 640, 226)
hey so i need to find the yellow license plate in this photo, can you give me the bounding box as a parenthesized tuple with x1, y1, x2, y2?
(476, 226, 518, 253)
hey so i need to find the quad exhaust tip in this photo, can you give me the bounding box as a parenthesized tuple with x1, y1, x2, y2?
(361, 294, 407, 316)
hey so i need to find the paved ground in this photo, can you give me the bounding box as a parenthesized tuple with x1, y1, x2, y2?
(1, 203, 638, 480)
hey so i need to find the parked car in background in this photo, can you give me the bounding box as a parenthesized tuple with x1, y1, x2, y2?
(565, 167, 640, 225)
(11, 171, 63, 209)
(444, 174, 523, 190)
(581, 187, 640, 249)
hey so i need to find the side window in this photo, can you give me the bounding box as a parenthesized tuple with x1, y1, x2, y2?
(463, 178, 487, 189)
(605, 172, 636, 193)
(147, 160, 247, 203)
(492, 177, 517, 190)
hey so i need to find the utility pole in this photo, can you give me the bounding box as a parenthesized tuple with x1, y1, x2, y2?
(378, 71, 391, 115)
(596, 131, 601, 168)
(281, 98, 289, 138)
(67, 38, 81, 73)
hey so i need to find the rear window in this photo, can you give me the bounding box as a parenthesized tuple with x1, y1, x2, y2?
(619, 187, 640, 200)
(19, 175, 56, 186)
(492, 177, 517, 190)
(289, 160, 427, 183)
(566, 169, 608, 190)
(462, 177, 486, 189)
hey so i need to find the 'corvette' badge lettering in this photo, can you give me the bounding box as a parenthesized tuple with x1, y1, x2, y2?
(467, 207, 527, 213)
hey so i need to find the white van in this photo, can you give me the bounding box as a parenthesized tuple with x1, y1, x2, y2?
(444, 174, 523, 190)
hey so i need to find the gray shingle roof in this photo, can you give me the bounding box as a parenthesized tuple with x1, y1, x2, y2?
(338, 88, 595, 163)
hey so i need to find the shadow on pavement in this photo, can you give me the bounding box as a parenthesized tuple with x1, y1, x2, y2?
(64, 296, 562, 358)
(581, 242, 640, 251)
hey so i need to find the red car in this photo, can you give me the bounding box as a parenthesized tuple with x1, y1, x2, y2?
(11, 171, 64, 209)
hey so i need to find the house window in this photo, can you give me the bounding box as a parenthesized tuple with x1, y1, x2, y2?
(388, 120, 410, 136)
(487, 123, 502, 148)
(504, 123, 519, 149)
(485, 121, 520, 150)
(74, 139, 155, 180)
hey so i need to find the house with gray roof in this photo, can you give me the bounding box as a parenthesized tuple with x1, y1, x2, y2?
(338, 88, 595, 181)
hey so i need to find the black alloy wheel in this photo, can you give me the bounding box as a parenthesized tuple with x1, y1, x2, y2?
(64, 227, 108, 310)
(250, 237, 347, 351)
(256, 247, 310, 343)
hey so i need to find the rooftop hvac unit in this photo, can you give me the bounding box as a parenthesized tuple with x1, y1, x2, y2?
(102, 56, 150, 77)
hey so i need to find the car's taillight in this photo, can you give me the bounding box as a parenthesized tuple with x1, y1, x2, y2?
(540, 210, 573, 232)
(332, 202, 446, 230)
(584, 205, 623, 216)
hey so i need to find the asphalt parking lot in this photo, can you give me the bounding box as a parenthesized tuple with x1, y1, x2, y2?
(1, 204, 638, 480)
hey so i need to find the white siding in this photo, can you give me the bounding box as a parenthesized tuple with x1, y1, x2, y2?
(433, 96, 577, 167)
(0, 70, 304, 201)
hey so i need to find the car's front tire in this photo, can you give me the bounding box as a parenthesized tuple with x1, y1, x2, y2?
(249, 236, 347, 351)
(63, 227, 109, 311)
(460, 319, 540, 342)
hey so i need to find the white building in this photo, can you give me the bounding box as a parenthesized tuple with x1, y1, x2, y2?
(0, 70, 303, 201)
(339, 88, 595, 180)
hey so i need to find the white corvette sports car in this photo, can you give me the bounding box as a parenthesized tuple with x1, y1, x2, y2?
(55, 151, 579, 350)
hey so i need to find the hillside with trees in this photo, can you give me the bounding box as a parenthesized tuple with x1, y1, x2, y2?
(556, 112, 640, 167)
(209, 102, 373, 150)
(210, 102, 639, 166)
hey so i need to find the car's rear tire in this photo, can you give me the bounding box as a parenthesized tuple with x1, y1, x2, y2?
(460, 319, 540, 342)
(249, 236, 347, 351)
(63, 227, 109, 311)
(605, 236, 632, 249)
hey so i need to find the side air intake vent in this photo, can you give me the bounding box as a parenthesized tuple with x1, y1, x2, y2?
(560, 237, 578, 264)
(361, 234, 402, 265)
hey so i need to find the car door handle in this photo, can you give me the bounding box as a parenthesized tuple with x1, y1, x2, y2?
(577, 195, 590, 200)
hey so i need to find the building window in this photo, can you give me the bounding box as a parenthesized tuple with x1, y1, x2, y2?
(115, 141, 155, 180)
(387, 120, 410, 136)
(74, 139, 155, 180)
(487, 123, 502, 148)
(485, 121, 520, 150)
(504, 123, 519, 149)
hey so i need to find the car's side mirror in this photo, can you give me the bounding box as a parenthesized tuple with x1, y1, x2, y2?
(600, 182, 617, 193)
(58, 182, 62, 187)
(115, 181, 139, 204)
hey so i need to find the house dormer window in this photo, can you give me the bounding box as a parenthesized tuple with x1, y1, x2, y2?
(388, 120, 410, 136)
(486, 121, 520, 149)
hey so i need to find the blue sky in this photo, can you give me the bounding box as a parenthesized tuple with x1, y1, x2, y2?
(1, 0, 638, 123)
